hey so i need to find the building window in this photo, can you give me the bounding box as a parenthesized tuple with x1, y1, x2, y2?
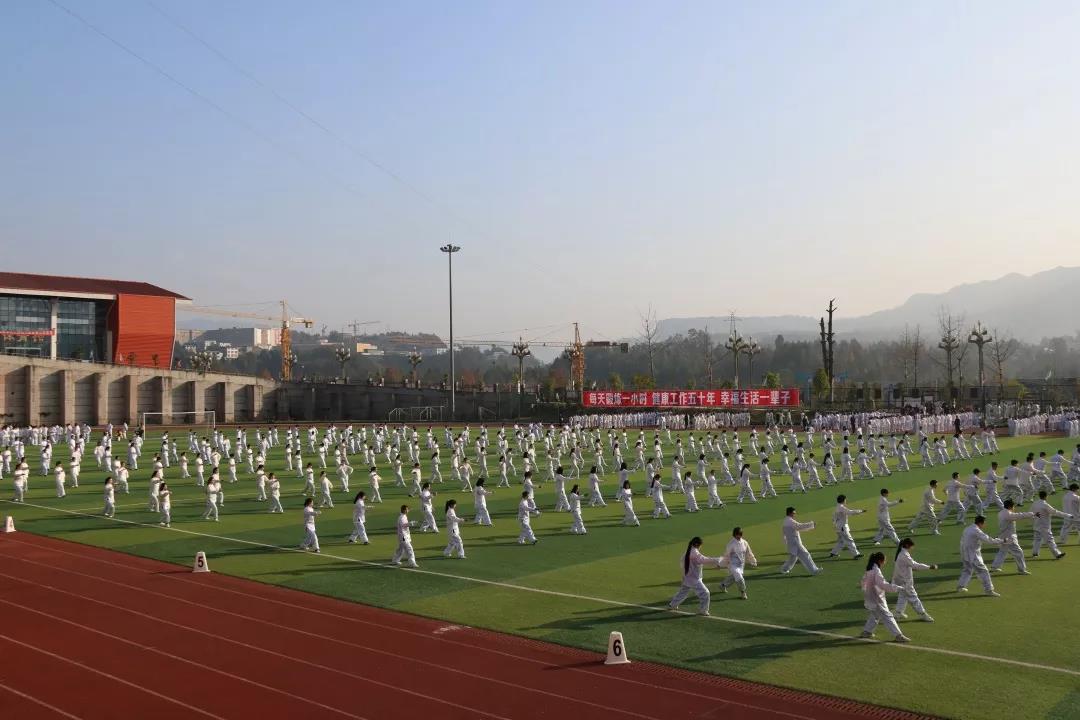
(56, 299, 106, 361)
(0, 295, 50, 357)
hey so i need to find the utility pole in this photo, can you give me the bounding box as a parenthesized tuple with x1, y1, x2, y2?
(440, 244, 461, 419)
(968, 322, 992, 419)
(511, 337, 531, 418)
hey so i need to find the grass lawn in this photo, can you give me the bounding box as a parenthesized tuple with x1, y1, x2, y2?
(4, 425, 1079, 719)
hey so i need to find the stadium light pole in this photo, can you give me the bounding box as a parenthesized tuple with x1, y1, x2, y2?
(742, 337, 761, 387)
(724, 331, 747, 389)
(511, 337, 531, 419)
(967, 322, 992, 420)
(440, 244, 461, 420)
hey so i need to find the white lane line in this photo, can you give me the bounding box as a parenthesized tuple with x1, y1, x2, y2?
(5, 499, 1080, 679)
(0, 681, 84, 720)
(0, 631, 228, 720)
(0, 553, 664, 720)
(0, 593, 366, 720)
(0, 572, 513, 720)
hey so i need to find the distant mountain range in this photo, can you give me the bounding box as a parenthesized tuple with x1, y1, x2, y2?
(656, 266, 1080, 344)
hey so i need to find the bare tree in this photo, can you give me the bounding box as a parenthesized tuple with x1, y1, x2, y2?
(702, 325, 714, 386)
(989, 328, 1019, 399)
(897, 324, 923, 390)
(955, 335, 972, 402)
(818, 299, 837, 401)
(933, 307, 965, 396)
(638, 304, 659, 384)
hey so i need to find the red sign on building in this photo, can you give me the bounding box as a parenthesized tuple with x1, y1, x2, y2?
(581, 389, 800, 408)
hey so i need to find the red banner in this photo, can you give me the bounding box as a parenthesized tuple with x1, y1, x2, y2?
(582, 389, 800, 408)
(0, 329, 54, 338)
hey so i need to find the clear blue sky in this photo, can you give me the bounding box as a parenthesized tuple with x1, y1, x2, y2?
(3, 1, 1079, 342)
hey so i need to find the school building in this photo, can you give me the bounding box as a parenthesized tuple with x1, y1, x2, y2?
(0, 272, 189, 369)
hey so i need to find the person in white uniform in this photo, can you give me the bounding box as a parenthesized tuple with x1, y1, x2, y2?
(667, 536, 727, 616)
(650, 474, 671, 519)
(347, 490, 369, 544)
(892, 537, 936, 622)
(1059, 483, 1080, 545)
(908, 480, 942, 536)
(102, 476, 115, 518)
(873, 488, 903, 545)
(828, 494, 865, 559)
(1030, 490, 1070, 559)
(267, 473, 283, 513)
(717, 527, 757, 599)
(568, 484, 587, 534)
(473, 479, 494, 526)
(780, 507, 821, 575)
(957, 515, 1002, 596)
(989, 499, 1036, 574)
(517, 491, 538, 544)
(616, 479, 640, 526)
(392, 505, 419, 567)
(443, 499, 465, 559)
(299, 498, 321, 553)
(53, 461, 66, 498)
(859, 552, 910, 643)
(418, 482, 439, 533)
(159, 482, 172, 527)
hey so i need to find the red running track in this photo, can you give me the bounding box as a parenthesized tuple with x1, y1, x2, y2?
(0, 533, 932, 720)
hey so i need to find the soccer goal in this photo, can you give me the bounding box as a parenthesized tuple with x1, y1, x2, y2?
(141, 410, 217, 431)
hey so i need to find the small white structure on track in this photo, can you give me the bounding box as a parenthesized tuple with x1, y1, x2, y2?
(605, 631, 630, 665)
(2, 516, 15, 533)
(193, 551, 210, 573)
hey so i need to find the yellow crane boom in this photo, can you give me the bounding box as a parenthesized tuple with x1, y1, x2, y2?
(179, 300, 314, 381)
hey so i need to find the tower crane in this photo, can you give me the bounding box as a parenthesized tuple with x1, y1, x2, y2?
(346, 320, 380, 337)
(179, 300, 314, 381)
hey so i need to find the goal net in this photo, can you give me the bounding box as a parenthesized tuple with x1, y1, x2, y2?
(141, 411, 217, 431)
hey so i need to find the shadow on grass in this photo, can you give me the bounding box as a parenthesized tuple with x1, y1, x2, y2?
(524, 605, 678, 632)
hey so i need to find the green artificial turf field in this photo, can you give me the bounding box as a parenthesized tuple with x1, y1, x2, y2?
(3, 425, 1078, 719)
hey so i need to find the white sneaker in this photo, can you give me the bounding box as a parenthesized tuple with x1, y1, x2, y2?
(894, 635, 911, 643)
(921, 615, 935, 623)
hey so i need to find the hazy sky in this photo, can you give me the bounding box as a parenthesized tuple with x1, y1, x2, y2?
(3, 1, 1079, 343)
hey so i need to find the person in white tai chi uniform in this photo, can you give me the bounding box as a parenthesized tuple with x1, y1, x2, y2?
(892, 537, 936, 622)
(827, 494, 864, 560)
(858, 552, 911, 643)
(667, 536, 727, 616)
(873, 488, 903, 545)
(1029, 490, 1071, 559)
(517, 491, 538, 545)
(299, 498, 321, 553)
(908, 480, 942, 536)
(990, 499, 1038, 574)
(347, 490, 369, 544)
(957, 515, 1002, 596)
(616, 479, 640, 526)
(443, 499, 465, 559)
(780, 507, 821, 575)
(1059, 483, 1080, 545)
(717, 527, 757, 600)
(392, 505, 419, 567)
